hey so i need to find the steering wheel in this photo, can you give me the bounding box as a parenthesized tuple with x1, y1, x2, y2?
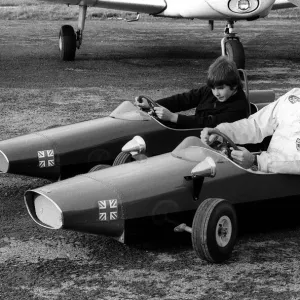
(208, 129, 239, 159)
(136, 95, 159, 119)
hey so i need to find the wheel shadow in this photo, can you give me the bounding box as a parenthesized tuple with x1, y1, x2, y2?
(125, 197, 300, 255)
(75, 45, 220, 62)
(124, 212, 194, 253)
(236, 196, 300, 236)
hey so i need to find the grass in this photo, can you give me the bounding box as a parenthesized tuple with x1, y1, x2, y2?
(0, 0, 299, 20)
(0, 0, 37, 5)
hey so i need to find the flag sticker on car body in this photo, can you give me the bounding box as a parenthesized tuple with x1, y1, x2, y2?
(98, 199, 118, 221)
(38, 150, 55, 168)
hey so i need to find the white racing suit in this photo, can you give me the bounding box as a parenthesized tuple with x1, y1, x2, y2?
(216, 88, 300, 174)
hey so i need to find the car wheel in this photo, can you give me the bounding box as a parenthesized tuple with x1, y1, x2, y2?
(225, 39, 245, 69)
(59, 25, 76, 61)
(192, 198, 237, 263)
(88, 164, 110, 173)
(112, 152, 133, 166)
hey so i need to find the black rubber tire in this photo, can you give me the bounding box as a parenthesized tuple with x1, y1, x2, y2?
(88, 164, 110, 173)
(192, 198, 237, 263)
(59, 25, 76, 61)
(225, 39, 245, 70)
(112, 152, 133, 166)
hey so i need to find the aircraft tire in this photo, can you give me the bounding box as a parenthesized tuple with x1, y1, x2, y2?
(59, 25, 76, 61)
(192, 198, 237, 263)
(88, 164, 110, 173)
(225, 39, 245, 69)
(112, 152, 133, 166)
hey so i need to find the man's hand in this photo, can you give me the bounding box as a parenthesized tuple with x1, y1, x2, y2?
(200, 128, 223, 145)
(230, 146, 255, 169)
(134, 96, 150, 109)
(153, 107, 178, 123)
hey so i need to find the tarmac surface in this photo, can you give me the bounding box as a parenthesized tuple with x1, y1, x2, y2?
(1, 17, 300, 299)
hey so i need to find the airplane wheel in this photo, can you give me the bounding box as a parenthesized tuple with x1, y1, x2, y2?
(192, 198, 237, 263)
(113, 152, 133, 166)
(225, 39, 245, 69)
(88, 164, 110, 173)
(59, 25, 76, 61)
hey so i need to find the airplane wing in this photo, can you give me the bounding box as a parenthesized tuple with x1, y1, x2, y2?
(42, 0, 167, 14)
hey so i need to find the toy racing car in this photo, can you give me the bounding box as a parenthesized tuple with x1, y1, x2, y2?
(24, 130, 296, 263)
(0, 91, 274, 180)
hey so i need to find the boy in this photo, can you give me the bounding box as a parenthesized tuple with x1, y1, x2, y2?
(135, 56, 249, 128)
(201, 88, 300, 174)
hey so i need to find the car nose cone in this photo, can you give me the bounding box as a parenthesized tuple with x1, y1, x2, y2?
(34, 193, 63, 229)
(0, 150, 9, 173)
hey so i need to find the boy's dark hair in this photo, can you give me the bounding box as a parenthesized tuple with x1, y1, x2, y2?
(206, 56, 243, 90)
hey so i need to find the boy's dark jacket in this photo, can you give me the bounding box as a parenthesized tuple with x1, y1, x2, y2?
(156, 85, 249, 128)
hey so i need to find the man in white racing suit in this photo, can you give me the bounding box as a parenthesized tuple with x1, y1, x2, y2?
(201, 88, 300, 174)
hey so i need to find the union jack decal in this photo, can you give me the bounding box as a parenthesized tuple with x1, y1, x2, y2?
(38, 150, 55, 168)
(98, 199, 118, 221)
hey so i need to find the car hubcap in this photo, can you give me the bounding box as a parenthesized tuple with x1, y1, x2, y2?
(215, 216, 232, 247)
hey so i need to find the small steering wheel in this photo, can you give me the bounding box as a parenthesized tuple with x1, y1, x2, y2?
(209, 129, 239, 159)
(137, 95, 159, 119)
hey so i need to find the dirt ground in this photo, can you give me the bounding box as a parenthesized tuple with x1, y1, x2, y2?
(1, 17, 300, 300)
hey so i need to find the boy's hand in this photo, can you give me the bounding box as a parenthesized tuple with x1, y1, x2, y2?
(201, 128, 223, 145)
(153, 107, 178, 123)
(134, 96, 150, 109)
(230, 146, 255, 169)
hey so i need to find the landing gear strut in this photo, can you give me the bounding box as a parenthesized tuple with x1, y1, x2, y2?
(221, 20, 245, 69)
(58, 5, 87, 61)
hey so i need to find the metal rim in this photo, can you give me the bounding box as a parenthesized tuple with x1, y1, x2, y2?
(215, 216, 232, 247)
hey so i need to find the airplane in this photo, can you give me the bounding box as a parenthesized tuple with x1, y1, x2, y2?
(40, 0, 298, 68)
